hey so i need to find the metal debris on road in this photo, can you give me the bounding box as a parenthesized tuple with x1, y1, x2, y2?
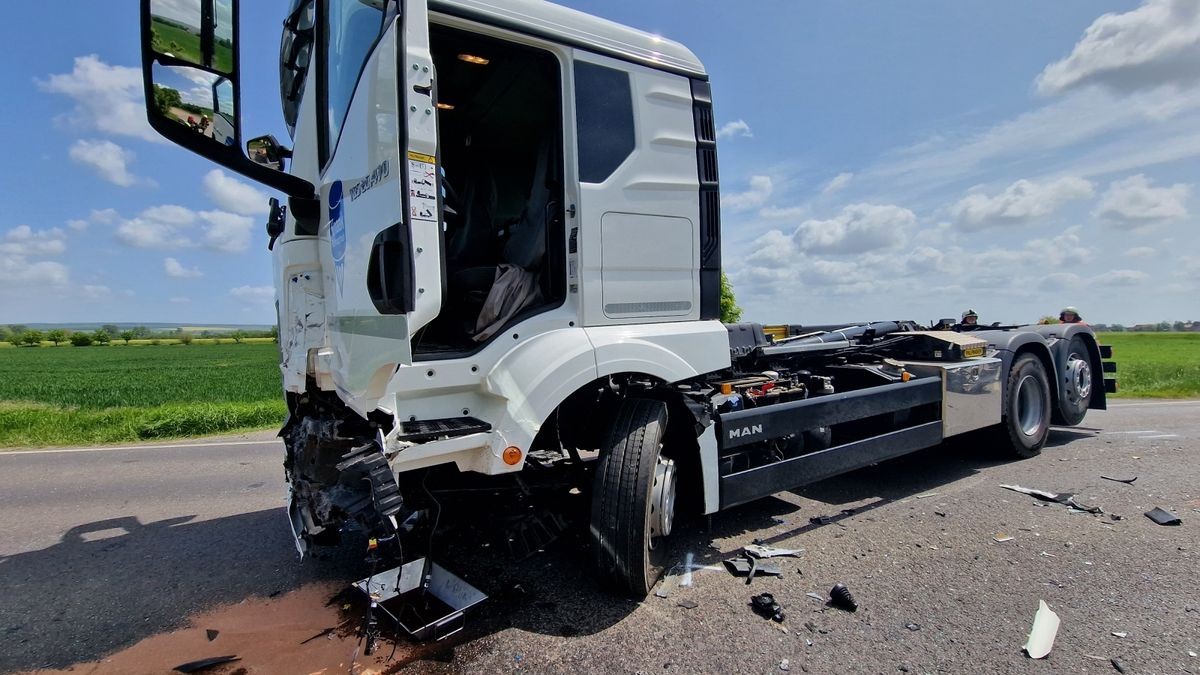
(1022, 600, 1060, 659)
(173, 655, 241, 673)
(915, 493, 939, 499)
(828, 583, 858, 612)
(1101, 475, 1137, 485)
(780, 658, 790, 671)
(805, 592, 824, 602)
(1145, 507, 1182, 526)
(677, 599, 699, 610)
(1111, 657, 1128, 673)
(750, 592, 785, 622)
(744, 543, 803, 559)
(905, 623, 920, 631)
(993, 533, 1014, 543)
(724, 555, 782, 583)
(999, 484, 1103, 514)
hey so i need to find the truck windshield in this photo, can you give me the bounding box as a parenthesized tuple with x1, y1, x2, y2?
(322, 0, 386, 159)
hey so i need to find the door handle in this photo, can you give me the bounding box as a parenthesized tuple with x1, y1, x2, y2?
(413, 83, 432, 96)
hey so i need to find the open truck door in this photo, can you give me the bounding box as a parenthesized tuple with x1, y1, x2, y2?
(319, 0, 442, 414)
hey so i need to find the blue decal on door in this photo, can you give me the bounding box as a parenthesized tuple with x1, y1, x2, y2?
(329, 181, 346, 295)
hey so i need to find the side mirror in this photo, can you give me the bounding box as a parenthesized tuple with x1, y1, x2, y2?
(247, 135, 290, 172)
(140, 0, 314, 199)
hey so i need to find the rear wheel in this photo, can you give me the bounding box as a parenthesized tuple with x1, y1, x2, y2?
(590, 398, 675, 597)
(997, 353, 1052, 458)
(1055, 335, 1093, 426)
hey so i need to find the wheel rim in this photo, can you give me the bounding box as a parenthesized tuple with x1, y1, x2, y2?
(1068, 357, 1092, 401)
(648, 455, 677, 547)
(1015, 374, 1046, 437)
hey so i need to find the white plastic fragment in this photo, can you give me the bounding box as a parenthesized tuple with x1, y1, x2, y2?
(1112, 631, 1127, 638)
(1023, 599, 1060, 659)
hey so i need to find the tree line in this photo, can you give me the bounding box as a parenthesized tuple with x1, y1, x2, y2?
(1, 324, 278, 347)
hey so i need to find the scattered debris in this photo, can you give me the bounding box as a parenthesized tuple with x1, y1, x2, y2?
(780, 658, 791, 671)
(1110, 514, 1123, 521)
(299, 626, 338, 645)
(805, 592, 824, 602)
(1000, 484, 1103, 514)
(750, 592, 785, 622)
(205, 629, 219, 642)
(173, 656, 241, 673)
(1040, 551, 1056, 558)
(1022, 600, 1060, 659)
(655, 565, 682, 598)
(1189, 650, 1197, 657)
(1111, 657, 1128, 673)
(677, 599, 699, 610)
(1145, 507, 1182, 526)
(1112, 631, 1127, 638)
(905, 623, 920, 631)
(744, 543, 803, 559)
(1101, 475, 1137, 485)
(934, 511, 947, 517)
(828, 583, 858, 612)
(724, 555, 782, 584)
(993, 533, 1014, 543)
(916, 493, 939, 499)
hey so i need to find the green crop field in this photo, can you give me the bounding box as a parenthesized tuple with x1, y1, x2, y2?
(0, 344, 284, 447)
(1097, 332, 1200, 399)
(150, 17, 233, 73)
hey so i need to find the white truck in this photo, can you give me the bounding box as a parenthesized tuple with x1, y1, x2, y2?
(140, 0, 1115, 606)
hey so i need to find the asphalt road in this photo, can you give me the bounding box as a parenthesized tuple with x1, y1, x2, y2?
(2, 402, 1198, 673)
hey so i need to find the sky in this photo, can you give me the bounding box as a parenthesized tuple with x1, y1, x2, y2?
(1, 0, 1197, 326)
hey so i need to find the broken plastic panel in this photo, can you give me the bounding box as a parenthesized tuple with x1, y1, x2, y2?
(354, 558, 487, 642)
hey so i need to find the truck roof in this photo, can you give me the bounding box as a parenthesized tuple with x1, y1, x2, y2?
(429, 0, 707, 79)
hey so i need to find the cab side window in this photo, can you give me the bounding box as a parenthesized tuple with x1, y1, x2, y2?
(574, 61, 635, 183)
(322, 0, 385, 162)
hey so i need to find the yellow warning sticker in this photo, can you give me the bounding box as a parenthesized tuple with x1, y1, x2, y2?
(407, 150, 436, 164)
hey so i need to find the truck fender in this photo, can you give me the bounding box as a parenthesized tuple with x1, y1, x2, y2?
(1025, 324, 1106, 411)
(978, 330, 1059, 416)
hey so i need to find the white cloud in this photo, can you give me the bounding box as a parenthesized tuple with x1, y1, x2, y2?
(1036, 0, 1200, 96)
(115, 215, 192, 250)
(822, 172, 854, 195)
(1094, 174, 1190, 225)
(1125, 246, 1158, 258)
(90, 208, 119, 224)
(723, 175, 773, 210)
(169, 296, 191, 304)
(758, 205, 809, 220)
(200, 210, 255, 253)
(164, 257, 203, 279)
(1, 225, 66, 257)
(66, 219, 89, 232)
(0, 257, 69, 287)
(36, 55, 159, 142)
(230, 285, 274, 303)
(951, 176, 1094, 230)
(716, 119, 752, 140)
(141, 204, 198, 226)
(82, 284, 111, 299)
(69, 139, 144, 187)
(793, 203, 915, 254)
(1039, 272, 1083, 291)
(1091, 269, 1150, 286)
(202, 169, 269, 215)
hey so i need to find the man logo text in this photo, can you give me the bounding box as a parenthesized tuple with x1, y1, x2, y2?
(729, 424, 763, 439)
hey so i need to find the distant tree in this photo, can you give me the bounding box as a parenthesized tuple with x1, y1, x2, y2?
(120, 330, 136, 345)
(1110, 324, 1126, 332)
(1173, 321, 1186, 332)
(179, 332, 194, 345)
(8, 324, 28, 335)
(270, 324, 279, 343)
(201, 330, 213, 338)
(21, 330, 44, 347)
(6, 330, 23, 346)
(719, 273, 743, 324)
(101, 324, 120, 336)
(231, 330, 247, 344)
(1038, 316, 1060, 325)
(70, 333, 94, 347)
(92, 329, 111, 345)
(46, 329, 67, 346)
(1157, 321, 1171, 332)
(132, 325, 151, 339)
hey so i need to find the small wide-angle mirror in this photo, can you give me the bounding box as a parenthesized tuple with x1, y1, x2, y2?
(247, 135, 287, 171)
(149, 0, 234, 73)
(150, 63, 237, 148)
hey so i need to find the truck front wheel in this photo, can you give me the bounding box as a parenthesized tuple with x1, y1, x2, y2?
(998, 353, 1052, 458)
(590, 398, 675, 597)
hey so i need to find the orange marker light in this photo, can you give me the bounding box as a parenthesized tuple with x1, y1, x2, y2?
(503, 446, 523, 465)
(720, 383, 733, 395)
(901, 371, 911, 382)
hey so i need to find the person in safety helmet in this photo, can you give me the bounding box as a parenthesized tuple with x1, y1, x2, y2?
(1059, 306, 1085, 324)
(960, 309, 979, 327)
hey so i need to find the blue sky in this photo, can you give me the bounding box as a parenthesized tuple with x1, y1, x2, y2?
(1, 0, 1197, 325)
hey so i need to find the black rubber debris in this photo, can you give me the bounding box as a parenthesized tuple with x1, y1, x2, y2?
(1145, 507, 1182, 526)
(1101, 475, 1137, 485)
(173, 655, 240, 673)
(750, 592, 785, 622)
(205, 629, 219, 642)
(678, 599, 699, 610)
(1111, 657, 1128, 673)
(828, 583, 858, 612)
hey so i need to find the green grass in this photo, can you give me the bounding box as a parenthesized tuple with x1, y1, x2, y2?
(1097, 332, 1200, 399)
(0, 344, 284, 447)
(151, 17, 233, 73)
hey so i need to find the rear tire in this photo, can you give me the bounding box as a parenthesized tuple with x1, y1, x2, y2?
(1055, 335, 1093, 426)
(590, 398, 674, 597)
(998, 353, 1052, 459)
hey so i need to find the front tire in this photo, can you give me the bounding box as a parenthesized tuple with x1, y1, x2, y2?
(590, 398, 675, 597)
(998, 353, 1052, 459)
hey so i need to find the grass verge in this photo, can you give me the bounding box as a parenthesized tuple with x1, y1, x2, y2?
(1098, 332, 1200, 399)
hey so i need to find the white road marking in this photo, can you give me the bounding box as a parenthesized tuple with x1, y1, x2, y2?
(1138, 434, 1179, 439)
(1108, 401, 1200, 408)
(0, 439, 280, 457)
(1103, 430, 1161, 435)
